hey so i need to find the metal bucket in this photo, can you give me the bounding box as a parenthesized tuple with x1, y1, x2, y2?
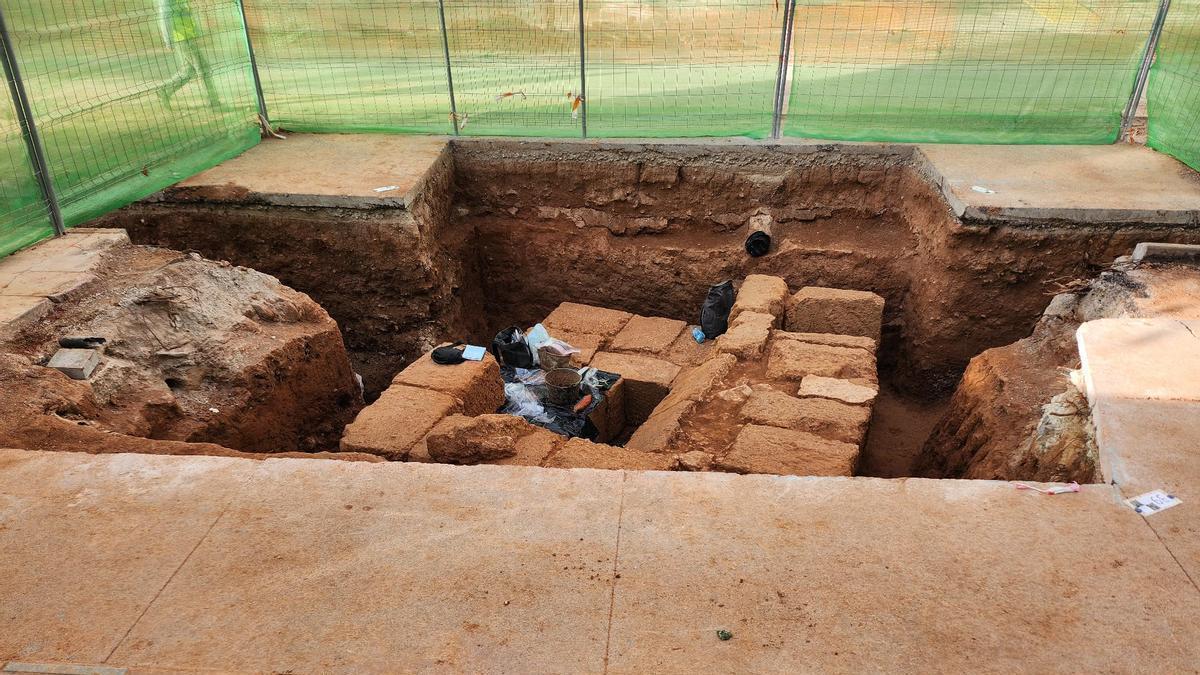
(544, 368, 582, 407)
(538, 344, 573, 370)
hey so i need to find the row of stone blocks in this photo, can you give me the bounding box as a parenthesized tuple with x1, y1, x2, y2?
(339, 275, 884, 477)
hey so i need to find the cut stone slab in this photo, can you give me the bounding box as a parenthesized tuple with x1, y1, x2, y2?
(798, 375, 879, 406)
(716, 319, 770, 360)
(625, 398, 696, 454)
(660, 353, 737, 408)
(716, 424, 859, 476)
(340, 384, 460, 460)
(392, 350, 504, 416)
(729, 274, 788, 324)
(543, 302, 633, 338)
(1132, 242, 1200, 263)
(103, 454, 624, 672)
(919, 142, 1200, 225)
(494, 426, 563, 467)
(784, 286, 885, 343)
(608, 315, 687, 355)
(741, 389, 871, 445)
(1090, 397, 1200, 583)
(589, 351, 680, 425)
(1076, 318, 1200, 403)
(46, 348, 101, 380)
(766, 337, 877, 385)
(0, 295, 51, 329)
(774, 329, 876, 352)
(545, 438, 672, 471)
(607, 471, 1200, 673)
(424, 414, 533, 464)
(168, 134, 449, 208)
(550, 330, 604, 366)
(4, 449, 1200, 671)
(3, 271, 95, 300)
(662, 325, 714, 367)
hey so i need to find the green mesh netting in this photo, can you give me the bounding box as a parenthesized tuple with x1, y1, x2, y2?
(586, 0, 779, 138)
(243, 1, 453, 134)
(0, 72, 52, 258)
(1147, 0, 1200, 171)
(4, 0, 260, 231)
(784, 0, 1159, 143)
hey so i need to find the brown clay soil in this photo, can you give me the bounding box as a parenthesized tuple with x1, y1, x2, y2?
(96, 139, 1200, 476)
(0, 245, 374, 462)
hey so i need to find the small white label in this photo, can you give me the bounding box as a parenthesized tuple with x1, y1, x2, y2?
(1125, 489, 1182, 516)
(373, 185, 399, 193)
(971, 185, 996, 194)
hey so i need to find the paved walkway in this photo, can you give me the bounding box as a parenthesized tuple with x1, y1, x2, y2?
(1, 448, 1197, 673)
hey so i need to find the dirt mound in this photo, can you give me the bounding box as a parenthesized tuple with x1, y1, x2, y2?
(1, 245, 365, 456)
(916, 262, 1200, 481)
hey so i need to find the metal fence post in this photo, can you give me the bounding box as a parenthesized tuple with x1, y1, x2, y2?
(0, 5, 65, 236)
(236, 0, 271, 128)
(578, 0, 588, 138)
(1121, 0, 1172, 141)
(771, 0, 797, 140)
(437, 0, 459, 135)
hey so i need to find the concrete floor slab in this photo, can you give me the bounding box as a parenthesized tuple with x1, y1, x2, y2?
(607, 473, 1200, 673)
(0, 451, 252, 664)
(2, 450, 1199, 672)
(168, 135, 450, 209)
(108, 459, 623, 672)
(1078, 318, 1200, 403)
(918, 144, 1200, 225)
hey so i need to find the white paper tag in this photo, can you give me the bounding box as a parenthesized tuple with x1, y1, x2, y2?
(1125, 489, 1182, 516)
(373, 185, 399, 193)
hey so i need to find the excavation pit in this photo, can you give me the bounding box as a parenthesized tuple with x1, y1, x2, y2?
(4, 134, 1190, 481)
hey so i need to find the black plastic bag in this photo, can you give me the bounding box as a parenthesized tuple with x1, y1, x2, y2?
(700, 280, 736, 338)
(491, 326, 535, 369)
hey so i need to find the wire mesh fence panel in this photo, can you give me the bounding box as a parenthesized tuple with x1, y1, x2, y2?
(585, 0, 781, 138)
(1147, 0, 1200, 171)
(0, 83, 52, 257)
(443, 0, 582, 137)
(243, 0, 452, 134)
(4, 0, 259, 227)
(783, 0, 1159, 143)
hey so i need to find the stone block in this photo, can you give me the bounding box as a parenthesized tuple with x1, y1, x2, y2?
(716, 320, 771, 360)
(672, 450, 714, 471)
(494, 426, 564, 467)
(797, 375, 878, 406)
(425, 414, 536, 465)
(551, 331, 604, 366)
(393, 350, 504, 416)
(662, 325, 715, 367)
(716, 424, 859, 477)
(340, 384, 460, 460)
(608, 315, 687, 355)
(543, 302, 632, 338)
(740, 389, 871, 445)
(47, 348, 102, 380)
(590, 379, 626, 444)
(589, 351, 680, 425)
(784, 286, 885, 342)
(625, 398, 696, 454)
(0, 295, 51, 328)
(656, 353, 737, 412)
(730, 275, 789, 324)
(766, 338, 877, 385)
(545, 438, 672, 471)
(4, 271, 96, 301)
(773, 330, 876, 352)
